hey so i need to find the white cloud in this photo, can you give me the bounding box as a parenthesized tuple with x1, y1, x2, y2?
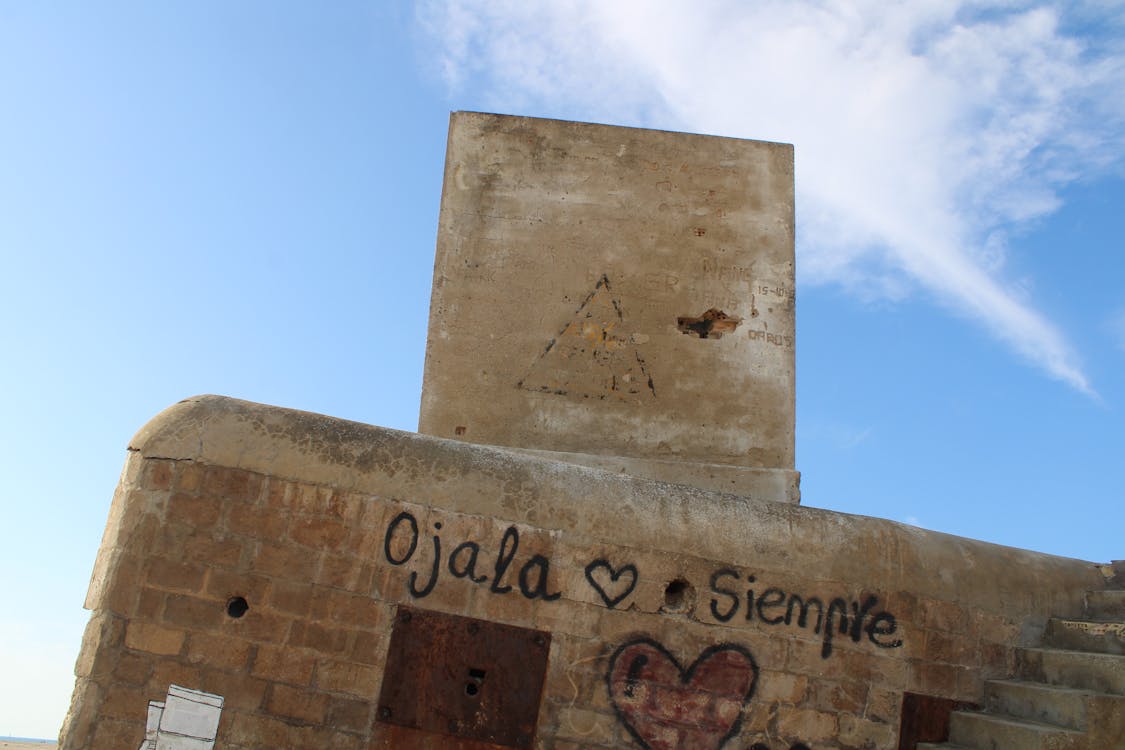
(418, 0, 1125, 394)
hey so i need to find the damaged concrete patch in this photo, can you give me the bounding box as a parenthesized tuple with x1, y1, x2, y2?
(676, 309, 743, 339)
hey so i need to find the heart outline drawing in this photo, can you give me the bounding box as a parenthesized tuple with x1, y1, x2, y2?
(606, 638, 758, 750)
(584, 559, 638, 609)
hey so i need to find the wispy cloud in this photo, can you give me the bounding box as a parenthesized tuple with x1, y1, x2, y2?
(418, 1, 1125, 394)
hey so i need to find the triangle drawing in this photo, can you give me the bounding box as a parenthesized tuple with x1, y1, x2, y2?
(519, 275, 656, 403)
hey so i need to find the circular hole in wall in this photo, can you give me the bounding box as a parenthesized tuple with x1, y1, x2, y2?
(662, 578, 694, 613)
(226, 596, 249, 619)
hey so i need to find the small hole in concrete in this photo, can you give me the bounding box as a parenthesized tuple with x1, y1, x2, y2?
(465, 667, 486, 697)
(226, 596, 249, 618)
(662, 578, 693, 613)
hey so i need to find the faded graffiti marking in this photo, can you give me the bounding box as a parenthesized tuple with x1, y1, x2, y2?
(519, 275, 656, 402)
(607, 638, 757, 750)
(746, 328, 793, 347)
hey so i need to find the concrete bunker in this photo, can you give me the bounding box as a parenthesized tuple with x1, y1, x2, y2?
(59, 113, 1124, 750)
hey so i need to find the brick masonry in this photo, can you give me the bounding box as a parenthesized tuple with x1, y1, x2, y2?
(59, 396, 1106, 750)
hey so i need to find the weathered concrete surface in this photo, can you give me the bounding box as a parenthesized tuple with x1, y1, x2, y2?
(930, 629, 1125, 747)
(420, 113, 796, 477)
(117, 396, 1101, 606)
(507, 446, 800, 503)
(62, 396, 1112, 749)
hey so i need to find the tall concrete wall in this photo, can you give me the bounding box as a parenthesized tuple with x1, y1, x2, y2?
(61, 396, 1107, 749)
(421, 114, 797, 497)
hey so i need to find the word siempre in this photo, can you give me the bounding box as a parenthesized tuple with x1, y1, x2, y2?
(709, 568, 902, 659)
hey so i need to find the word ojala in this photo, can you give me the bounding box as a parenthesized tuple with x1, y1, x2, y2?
(383, 512, 561, 601)
(381, 510, 902, 660)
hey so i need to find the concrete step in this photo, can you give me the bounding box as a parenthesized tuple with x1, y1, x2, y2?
(1044, 617, 1125, 655)
(948, 710, 1084, 750)
(984, 679, 1090, 730)
(1086, 589, 1125, 620)
(1017, 647, 1125, 695)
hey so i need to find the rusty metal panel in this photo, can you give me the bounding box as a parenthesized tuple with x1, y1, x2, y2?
(375, 606, 551, 749)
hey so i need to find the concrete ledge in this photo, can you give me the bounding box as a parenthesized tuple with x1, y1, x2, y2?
(502, 446, 800, 503)
(131, 395, 1103, 618)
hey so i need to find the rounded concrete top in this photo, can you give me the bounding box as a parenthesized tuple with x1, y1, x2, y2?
(129, 395, 1103, 615)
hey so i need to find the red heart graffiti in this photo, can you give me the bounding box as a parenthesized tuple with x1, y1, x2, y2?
(607, 638, 758, 750)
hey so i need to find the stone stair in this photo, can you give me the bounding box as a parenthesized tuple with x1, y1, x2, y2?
(919, 564, 1125, 750)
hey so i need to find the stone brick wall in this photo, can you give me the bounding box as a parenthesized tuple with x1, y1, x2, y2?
(61, 396, 1105, 749)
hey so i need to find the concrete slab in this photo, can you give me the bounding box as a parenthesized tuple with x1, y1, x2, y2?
(420, 113, 796, 473)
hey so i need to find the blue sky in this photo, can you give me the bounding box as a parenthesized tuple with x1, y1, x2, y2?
(1, 1, 1122, 739)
